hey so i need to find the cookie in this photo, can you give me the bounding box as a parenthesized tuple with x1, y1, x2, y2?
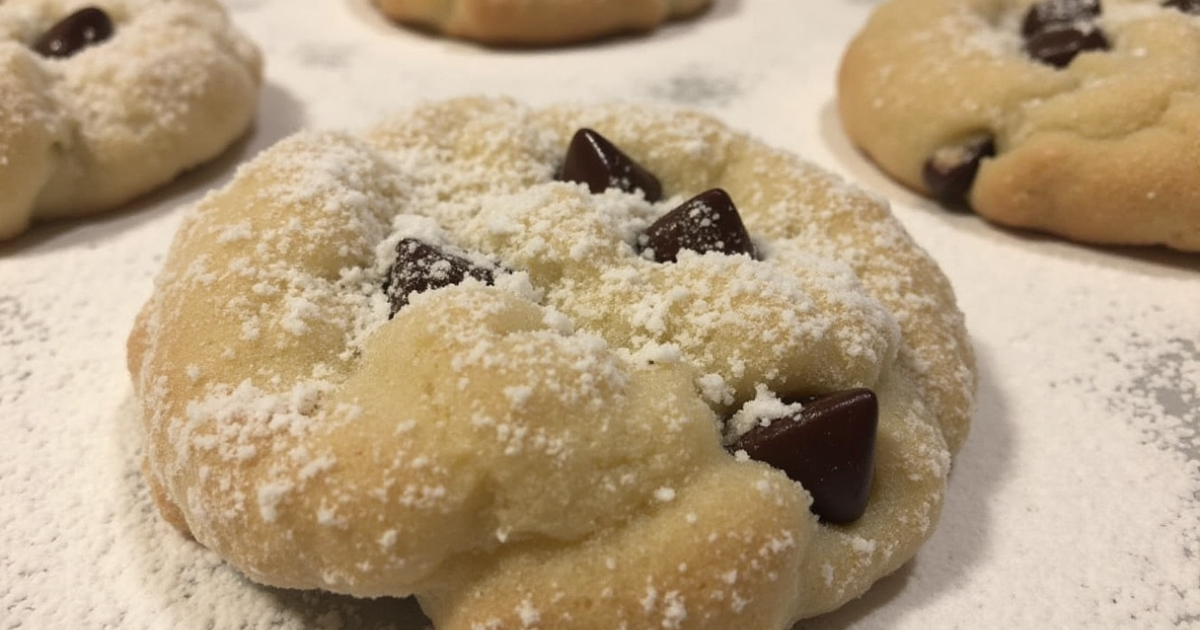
(370, 0, 712, 46)
(0, 0, 262, 240)
(838, 0, 1200, 251)
(127, 98, 975, 629)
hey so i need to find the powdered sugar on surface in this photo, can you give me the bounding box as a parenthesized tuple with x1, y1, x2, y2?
(1, 1, 1198, 629)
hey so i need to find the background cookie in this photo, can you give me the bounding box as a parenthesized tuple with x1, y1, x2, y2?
(127, 98, 975, 629)
(0, 0, 262, 240)
(838, 0, 1200, 251)
(370, 0, 712, 46)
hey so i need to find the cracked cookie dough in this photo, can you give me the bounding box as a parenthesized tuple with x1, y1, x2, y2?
(127, 97, 975, 629)
(0, 0, 261, 240)
(369, 0, 712, 46)
(838, 0, 1200, 251)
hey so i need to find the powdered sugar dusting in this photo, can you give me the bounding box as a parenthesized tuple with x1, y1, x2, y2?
(2, 1, 1197, 629)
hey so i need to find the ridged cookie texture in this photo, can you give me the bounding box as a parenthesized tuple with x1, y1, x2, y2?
(0, 0, 261, 240)
(839, 0, 1200, 251)
(127, 98, 975, 629)
(370, 0, 712, 45)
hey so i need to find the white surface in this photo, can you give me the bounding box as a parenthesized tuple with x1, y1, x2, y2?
(2, 1, 1199, 628)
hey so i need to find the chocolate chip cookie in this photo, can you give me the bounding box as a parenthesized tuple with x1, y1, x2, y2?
(127, 97, 975, 630)
(838, 0, 1200, 251)
(370, 0, 712, 46)
(0, 0, 261, 240)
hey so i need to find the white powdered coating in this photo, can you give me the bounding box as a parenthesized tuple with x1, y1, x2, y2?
(2, 1, 1196, 628)
(725, 384, 807, 442)
(0, 0, 261, 240)
(124, 97, 975, 630)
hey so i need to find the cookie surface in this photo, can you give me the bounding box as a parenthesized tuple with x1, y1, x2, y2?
(370, 0, 712, 46)
(838, 0, 1200, 251)
(0, 0, 261, 240)
(127, 98, 975, 629)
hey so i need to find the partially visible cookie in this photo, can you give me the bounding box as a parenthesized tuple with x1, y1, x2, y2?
(0, 0, 262, 240)
(370, 0, 713, 46)
(838, 0, 1200, 251)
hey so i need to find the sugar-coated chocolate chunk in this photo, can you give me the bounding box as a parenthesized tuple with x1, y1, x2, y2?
(385, 239, 495, 315)
(32, 6, 113, 58)
(732, 388, 879, 524)
(559, 128, 663, 202)
(640, 188, 757, 262)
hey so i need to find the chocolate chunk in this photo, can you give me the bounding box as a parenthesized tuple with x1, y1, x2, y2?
(922, 135, 995, 204)
(1163, 0, 1200, 14)
(559, 128, 663, 202)
(640, 189, 757, 263)
(1019, 0, 1109, 68)
(1021, 0, 1102, 37)
(1024, 25, 1110, 68)
(32, 7, 114, 58)
(385, 238, 495, 316)
(731, 389, 879, 523)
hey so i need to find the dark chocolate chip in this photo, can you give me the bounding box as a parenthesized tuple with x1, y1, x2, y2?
(385, 238, 495, 316)
(922, 135, 996, 204)
(558, 128, 663, 202)
(32, 7, 113, 59)
(731, 389, 879, 524)
(1022, 0, 1102, 37)
(1024, 25, 1110, 68)
(640, 188, 757, 263)
(1163, 0, 1200, 14)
